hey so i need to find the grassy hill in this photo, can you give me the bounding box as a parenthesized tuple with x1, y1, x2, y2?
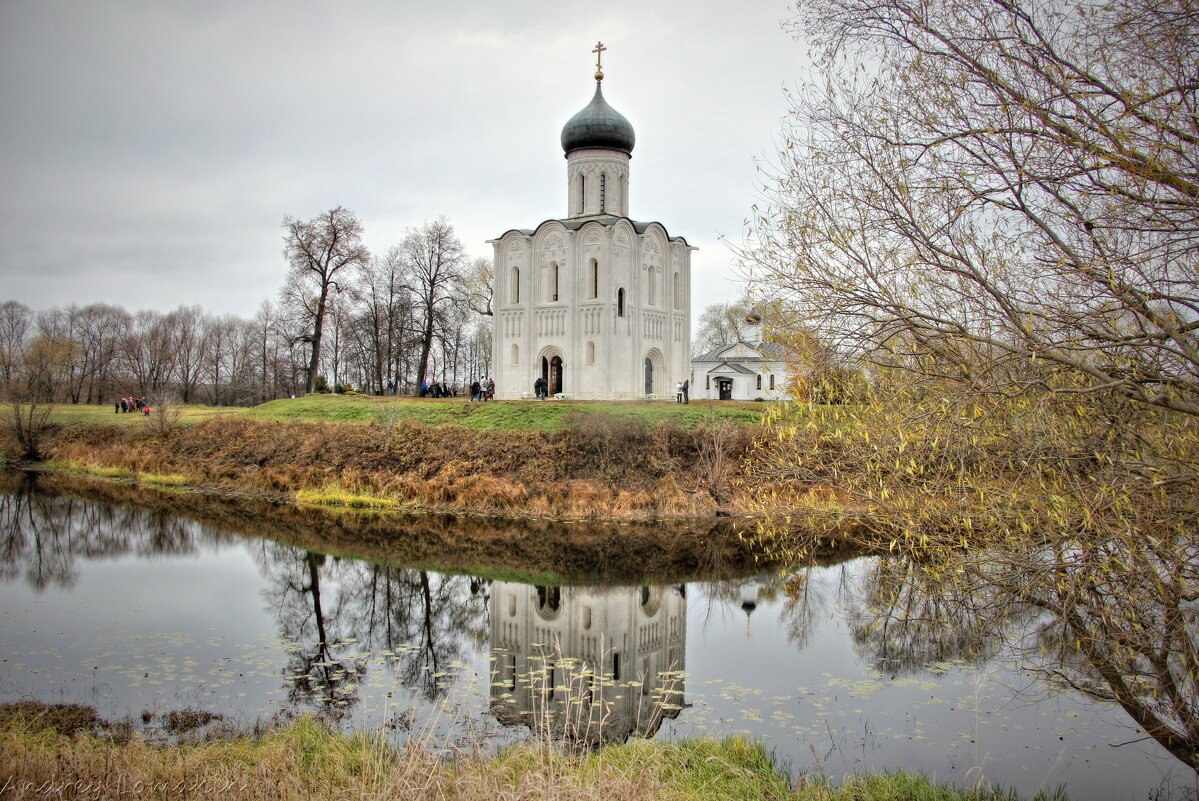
(44, 394, 766, 432)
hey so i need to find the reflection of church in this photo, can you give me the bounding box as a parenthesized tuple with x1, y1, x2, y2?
(489, 581, 687, 743)
(490, 43, 693, 399)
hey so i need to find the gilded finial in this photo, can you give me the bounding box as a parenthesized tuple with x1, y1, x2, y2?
(592, 41, 606, 81)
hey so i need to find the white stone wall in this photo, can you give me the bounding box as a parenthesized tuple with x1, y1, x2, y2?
(490, 219, 692, 400)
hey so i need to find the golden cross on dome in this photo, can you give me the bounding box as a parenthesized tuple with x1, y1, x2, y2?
(592, 41, 606, 81)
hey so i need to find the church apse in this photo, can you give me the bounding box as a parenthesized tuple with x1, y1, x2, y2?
(489, 581, 687, 746)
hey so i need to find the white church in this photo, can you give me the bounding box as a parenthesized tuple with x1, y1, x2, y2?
(490, 45, 693, 400)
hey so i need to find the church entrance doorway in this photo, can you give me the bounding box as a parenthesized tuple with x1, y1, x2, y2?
(644, 358, 654, 395)
(542, 355, 564, 395)
(717, 378, 733, 401)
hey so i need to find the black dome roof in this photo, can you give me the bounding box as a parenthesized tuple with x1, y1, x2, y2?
(560, 82, 635, 156)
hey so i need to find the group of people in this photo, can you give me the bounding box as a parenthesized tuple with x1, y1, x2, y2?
(675, 379, 690, 403)
(418, 379, 464, 398)
(115, 396, 151, 415)
(469, 378, 495, 402)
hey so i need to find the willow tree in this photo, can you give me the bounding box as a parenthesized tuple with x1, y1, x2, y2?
(745, 0, 1198, 417)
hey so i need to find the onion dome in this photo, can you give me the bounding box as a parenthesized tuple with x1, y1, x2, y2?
(560, 82, 636, 156)
(745, 308, 763, 325)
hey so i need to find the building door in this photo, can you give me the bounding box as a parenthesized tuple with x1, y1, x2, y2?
(717, 378, 733, 401)
(549, 355, 563, 395)
(644, 357, 654, 394)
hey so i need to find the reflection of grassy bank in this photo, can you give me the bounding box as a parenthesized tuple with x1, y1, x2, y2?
(20, 472, 852, 586)
(1, 703, 1062, 801)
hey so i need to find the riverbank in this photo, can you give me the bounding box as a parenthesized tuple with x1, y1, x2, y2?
(12, 471, 845, 586)
(9, 397, 770, 522)
(1, 702, 1066, 801)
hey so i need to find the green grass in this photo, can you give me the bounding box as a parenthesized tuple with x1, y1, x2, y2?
(295, 486, 404, 510)
(41, 403, 230, 427)
(140, 472, 189, 487)
(0, 706, 1066, 801)
(45, 459, 132, 478)
(245, 394, 766, 431)
(27, 395, 766, 433)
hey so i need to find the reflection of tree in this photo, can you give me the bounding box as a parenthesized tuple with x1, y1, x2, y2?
(261, 546, 365, 721)
(258, 542, 489, 715)
(0, 473, 212, 591)
(341, 566, 487, 701)
(847, 536, 1198, 771)
(779, 568, 831, 652)
(843, 556, 1012, 675)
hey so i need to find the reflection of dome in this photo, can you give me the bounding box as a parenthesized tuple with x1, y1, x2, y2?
(561, 82, 636, 156)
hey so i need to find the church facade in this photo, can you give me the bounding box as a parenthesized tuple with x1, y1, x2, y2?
(490, 50, 693, 399)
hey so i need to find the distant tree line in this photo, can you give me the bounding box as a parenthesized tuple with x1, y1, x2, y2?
(0, 211, 493, 406)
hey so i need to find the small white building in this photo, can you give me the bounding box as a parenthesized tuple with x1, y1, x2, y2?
(690, 313, 793, 401)
(489, 48, 693, 400)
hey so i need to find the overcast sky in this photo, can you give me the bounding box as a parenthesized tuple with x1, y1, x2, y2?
(0, 0, 810, 324)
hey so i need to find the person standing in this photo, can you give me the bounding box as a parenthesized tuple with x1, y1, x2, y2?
(485, 378, 495, 401)
(676, 380, 684, 403)
(682, 378, 690, 404)
(470, 379, 482, 402)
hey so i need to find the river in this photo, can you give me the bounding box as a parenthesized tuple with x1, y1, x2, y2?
(0, 473, 1193, 800)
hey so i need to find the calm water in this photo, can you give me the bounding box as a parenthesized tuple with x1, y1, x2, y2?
(0, 475, 1193, 800)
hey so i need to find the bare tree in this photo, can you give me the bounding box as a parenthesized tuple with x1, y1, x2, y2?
(167, 305, 206, 403)
(351, 247, 415, 395)
(693, 296, 756, 356)
(119, 310, 176, 396)
(400, 218, 466, 392)
(281, 207, 370, 395)
(463, 257, 494, 317)
(0, 301, 33, 389)
(2, 335, 77, 459)
(743, 0, 1199, 416)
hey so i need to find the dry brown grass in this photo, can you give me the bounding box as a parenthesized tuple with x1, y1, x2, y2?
(0, 710, 799, 801)
(28, 415, 758, 521)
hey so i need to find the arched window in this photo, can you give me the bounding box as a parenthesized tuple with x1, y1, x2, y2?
(586, 341, 595, 363)
(550, 263, 559, 302)
(756, 374, 763, 390)
(673, 272, 680, 309)
(600, 173, 607, 213)
(589, 258, 598, 299)
(648, 268, 656, 306)
(511, 266, 520, 303)
(511, 343, 519, 365)
(617, 287, 625, 317)
(578, 174, 585, 213)
(769, 374, 775, 390)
